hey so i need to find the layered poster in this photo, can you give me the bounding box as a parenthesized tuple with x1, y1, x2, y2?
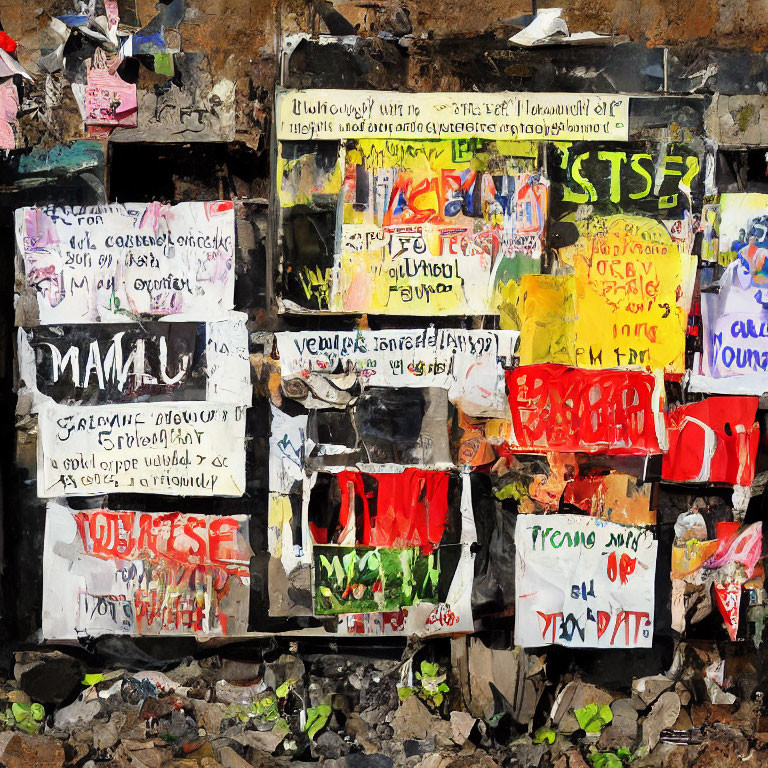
(276, 328, 517, 416)
(692, 193, 768, 394)
(28, 200, 251, 639)
(276, 89, 629, 316)
(43, 503, 253, 638)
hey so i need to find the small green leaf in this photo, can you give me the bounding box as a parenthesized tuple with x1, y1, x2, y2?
(305, 704, 332, 740)
(398, 687, 415, 700)
(420, 661, 440, 678)
(575, 702, 613, 733)
(597, 705, 613, 726)
(588, 753, 623, 768)
(11, 703, 29, 722)
(15, 718, 40, 735)
(433, 693, 443, 707)
(575, 703, 595, 729)
(276, 679, 296, 699)
(275, 717, 290, 733)
(82, 673, 103, 687)
(533, 727, 556, 745)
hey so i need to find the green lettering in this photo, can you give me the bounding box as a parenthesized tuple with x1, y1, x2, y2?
(597, 150, 627, 203)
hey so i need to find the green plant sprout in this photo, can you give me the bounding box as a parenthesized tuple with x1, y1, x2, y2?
(224, 678, 297, 729)
(304, 703, 331, 740)
(588, 747, 637, 768)
(398, 661, 450, 709)
(533, 726, 557, 745)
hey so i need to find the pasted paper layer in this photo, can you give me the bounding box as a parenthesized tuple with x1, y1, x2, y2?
(515, 514, 657, 648)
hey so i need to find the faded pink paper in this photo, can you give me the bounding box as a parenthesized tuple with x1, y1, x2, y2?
(104, 0, 120, 29)
(84, 62, 138, 127)
(0, 78, 18, 149)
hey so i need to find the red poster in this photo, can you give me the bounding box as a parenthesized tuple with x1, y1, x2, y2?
(312, 469, 450, 551)
(713, 582, 741, 641)
(504, 364, 662, 455)
(662, 396, 759, 485)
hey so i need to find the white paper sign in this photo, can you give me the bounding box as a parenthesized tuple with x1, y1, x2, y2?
(515, 514, 657, 648)
(16, 201, 235, 323)
(37, 401, 247, 497)
(206, 312, 252, 404)
(269, 405, 307, 494)
(277, 328, 518, 416)
(277, 89, 630, 142)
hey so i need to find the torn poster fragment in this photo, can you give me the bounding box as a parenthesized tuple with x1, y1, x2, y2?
(277, 328, 517, 416)
(662, 396, 759, 485)
(306, 468, 450, 549)
(692, 208, 768, 393)
(548, 141, 702, 218)
(515, 514, 657, 648)
(269, 405, 307, 495)
(563, 472, 655, 526)
(718, 192, 768, 266)
(338, 139, 546, 315)
(314, 545, 441, 614)
(84, 60, 138, 127)
(504, 365, 665, 454)
(0, 77, 19, 150)
(37, 402, 247, 497)
(277, 90, 629, 142)
(708, 521, 763, 578)
(713, 582, 741, 641)
(17, 312, 250, 407)
(287, 387, 452, 466)
(269, 469, 475, 636)
(15, 201, 235, 324)
(42, 502, 252, 638)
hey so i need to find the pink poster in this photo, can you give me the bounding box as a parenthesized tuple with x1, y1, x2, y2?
(0, 78, 18, 149)
(84, 62, 138, 127)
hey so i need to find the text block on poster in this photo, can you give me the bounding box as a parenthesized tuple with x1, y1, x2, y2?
(37, 401, 247, 497)
(15, 201, 235, 323)
(277, 90, 630, 142)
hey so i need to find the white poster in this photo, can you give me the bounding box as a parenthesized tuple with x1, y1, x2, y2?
(269, 405, 307, 494)
(37, 401, 247, 497)
(205, 312, 252, 404)
(515, 514, 657, 648)
(277, 328, 518, 416)
(16, 201, 235, 323)
(42, 502, 252, 638)
(277, 89, 630, 142)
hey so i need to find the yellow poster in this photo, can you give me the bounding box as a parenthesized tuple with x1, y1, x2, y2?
(516, 273, 576, 365)
(518, 215, 688, 372)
